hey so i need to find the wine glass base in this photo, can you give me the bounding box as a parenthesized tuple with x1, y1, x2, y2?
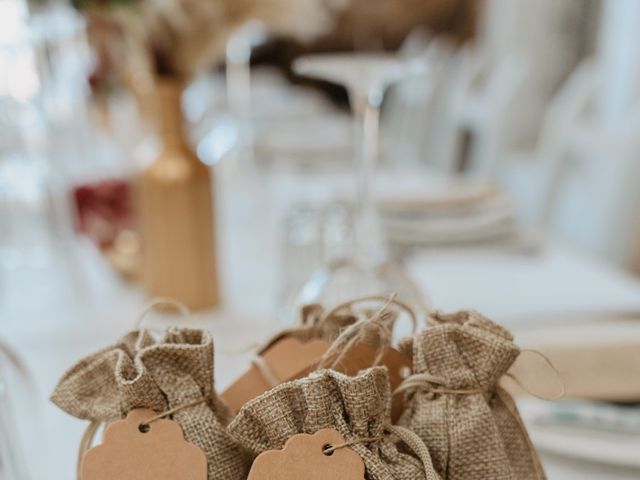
(295, 258, 426, 313)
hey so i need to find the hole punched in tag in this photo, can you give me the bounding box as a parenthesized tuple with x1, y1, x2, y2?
(138, 423, 151, 434)
(322, 444, 335, 456)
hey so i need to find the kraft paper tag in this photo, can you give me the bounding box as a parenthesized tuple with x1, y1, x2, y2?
(223, 336, 412, 421)
(222, 337, 329, 413)
(507, 344, 640, 401)
(248, 428, 365, 480)
(81, 409, 207, 480)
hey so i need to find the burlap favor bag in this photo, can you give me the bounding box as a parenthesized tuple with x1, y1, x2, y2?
(228, 367, 440, 480)
(223, 296, 410, 414)
(397, 310, 545, 480)
(51, 327, 250, 480)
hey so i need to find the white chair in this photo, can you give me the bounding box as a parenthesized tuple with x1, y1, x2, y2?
(443, 48, 530, 179)
(499, 0, 640, 269)
(497, 59, 599, 227)
(382, 33, 455, 169)
(424, 0, 585, 179)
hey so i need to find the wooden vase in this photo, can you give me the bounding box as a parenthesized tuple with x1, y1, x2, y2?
(138, 79, 219, 310)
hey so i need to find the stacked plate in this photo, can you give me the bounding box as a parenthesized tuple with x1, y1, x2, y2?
(378, 183, 521, 248)
(514, 319, 640, 474)
(519, 398, 640, 470)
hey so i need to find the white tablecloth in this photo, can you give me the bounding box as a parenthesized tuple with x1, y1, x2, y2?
(3, 167, 640, 479)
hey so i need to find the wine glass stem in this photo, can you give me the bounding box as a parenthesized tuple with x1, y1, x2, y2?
(352, 87, 385, 269)
(226, 33, 254, 166)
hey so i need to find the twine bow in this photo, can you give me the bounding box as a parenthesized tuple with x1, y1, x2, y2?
(393, 372, 482, 398)
(251, 294, 421, 387)
(317, 293, 420, 370)
(394, 349, 565, 401)
(323, 424, 440, 480)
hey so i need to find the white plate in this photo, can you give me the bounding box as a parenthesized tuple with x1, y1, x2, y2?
(519, 398, 640, 470)
(529, 424, 640, 469)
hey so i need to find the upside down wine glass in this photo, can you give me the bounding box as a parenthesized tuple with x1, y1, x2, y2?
(292, 52, 427, 309)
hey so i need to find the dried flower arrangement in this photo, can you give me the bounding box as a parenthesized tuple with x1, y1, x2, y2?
(69, 0, 348, 309)
(74, 0, 348, 91)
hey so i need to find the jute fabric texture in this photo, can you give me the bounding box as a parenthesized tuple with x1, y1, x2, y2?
(229, 367, 440, 480)
(397, 310, 546, 480)
(51, 328, 250, 480)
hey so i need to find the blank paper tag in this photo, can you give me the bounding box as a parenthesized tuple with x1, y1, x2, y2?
(507, 344, 640, 401)
(222, 336, 412, 421)
(222, 337, 329, 413)
(81, 409, 207, 480)
(248, 428, 365, 480)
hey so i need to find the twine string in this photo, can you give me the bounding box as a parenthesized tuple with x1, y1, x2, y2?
(318, 293, 419, 332)
(77, 421, 101, 480)
(393, 372, 481, 397)
(318, 293, 408, 370)
(252, 294, 419, 363)
(318, 310, 393, 370)
(394, 350, 565, 401)
(322, 435, 382, 455)
(506, 348, 566, 401)
(242, 295, 416, 390)
(387, 425, 440, 480)
(135, 297, 192, 329)
(321, 424, 439, 480)
(138, 396, 211, 429)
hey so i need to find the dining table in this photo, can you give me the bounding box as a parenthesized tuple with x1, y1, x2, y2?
(3, 165, 640, 480)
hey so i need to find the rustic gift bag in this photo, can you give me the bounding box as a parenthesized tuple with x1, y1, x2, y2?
(228, 367, 440, 480)
(223, 296, 413, 414)
(51, 327, 250, 480)
(397, 310, 546, 480)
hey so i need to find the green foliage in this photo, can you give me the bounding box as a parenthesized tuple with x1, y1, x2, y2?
(71, 0, 135, 12)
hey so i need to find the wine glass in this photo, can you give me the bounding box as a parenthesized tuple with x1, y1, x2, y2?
(292, 52, 427, 311)
(224, 21, 267, 169)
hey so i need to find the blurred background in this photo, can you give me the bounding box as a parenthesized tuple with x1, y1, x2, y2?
(2, 0, 640, 478)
